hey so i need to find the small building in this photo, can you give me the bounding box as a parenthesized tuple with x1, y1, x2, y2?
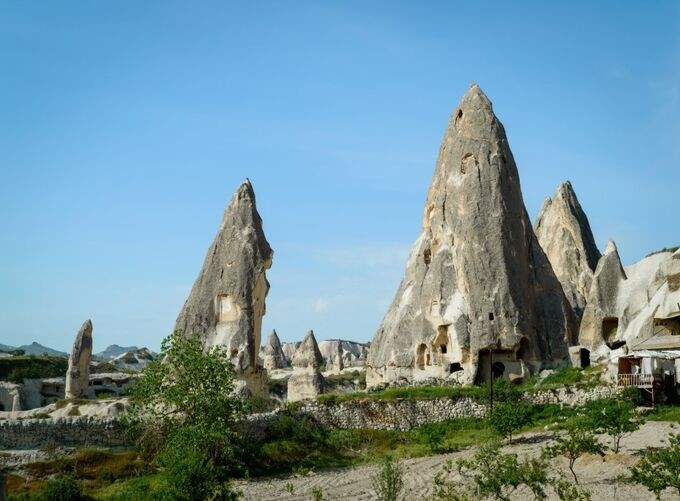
(616, 334, 680, 403)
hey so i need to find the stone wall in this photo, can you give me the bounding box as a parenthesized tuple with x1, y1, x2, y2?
(297, 397, 486, 431)
(0, 386, 622, 449)
(288, 386, 620, 432)
(0, 417, 129, 449)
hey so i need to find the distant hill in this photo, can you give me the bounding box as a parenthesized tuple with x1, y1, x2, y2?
(16, 342, 68, 357)
(95, 344, 139, 360)
(0, 343, 16, 353)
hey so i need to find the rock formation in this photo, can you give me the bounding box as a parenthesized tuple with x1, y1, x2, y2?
(65, 319, 93, 399)
(287, 330, 325, 402)
(367, 84, 577, 388)
(579, 244, 680, 362)
(318, 340, 344, 372)
(281, 341, 300, 364)
(535, 181, 601, 318)
(174, 180, 273, 396)
(262, 330, 288, 370)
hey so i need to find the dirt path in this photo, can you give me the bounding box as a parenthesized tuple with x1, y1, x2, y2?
(234, 421, 680, 500)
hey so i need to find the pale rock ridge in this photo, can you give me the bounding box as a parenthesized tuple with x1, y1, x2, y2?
(367, 84, 577, 388)
(535, 181, 601, 318)
(174, 180, 273, 396)
(318, 340, 345, 372)
(287, 330, 324, 402)
(579, 244, 680, 362)
(262, 330, 288, 370)
(65, 320, 93, 399)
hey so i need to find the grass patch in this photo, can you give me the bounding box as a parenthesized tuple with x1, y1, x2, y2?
(24, 448, 153, 486)
(318, 383, 487, 404)
(643, 404, 680, 422)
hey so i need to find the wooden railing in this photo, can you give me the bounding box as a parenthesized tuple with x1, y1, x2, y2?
(617, 373, 655, 388)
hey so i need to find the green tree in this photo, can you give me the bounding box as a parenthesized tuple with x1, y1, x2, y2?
(371, 455, 404, 501)
(543, 422, 606, 484)
(454, 440, 548, 501)
(125, 332, 244, 500)
(488, 402, 531, 442)
(583, 398, 642, 453)
(629, 433, 680, 500)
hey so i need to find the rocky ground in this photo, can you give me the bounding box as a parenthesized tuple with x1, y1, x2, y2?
(234, 421, 679, 500)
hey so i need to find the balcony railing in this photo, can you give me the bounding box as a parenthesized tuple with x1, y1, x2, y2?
(617, 373, 655, 388)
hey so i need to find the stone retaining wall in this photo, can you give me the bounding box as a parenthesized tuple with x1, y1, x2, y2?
(0, 416, 128, 449)
(290, 385, 620, 432)
(0, 386, 621, 448)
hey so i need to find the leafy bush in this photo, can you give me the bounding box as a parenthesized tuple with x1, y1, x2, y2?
(582, 398, 642, 452)
(124, 332, 244, 498)
(371, 456, 404, 501)
(543, 421, 606, 484)
(629, 433, 680, 499)
(39, 474, 84, 501)
(489, 403, 531, 442)
(451, 440, 548, 500)
(0, 356, 68, 383)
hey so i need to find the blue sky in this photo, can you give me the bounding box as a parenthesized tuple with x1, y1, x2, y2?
(1, 2, 678, 352)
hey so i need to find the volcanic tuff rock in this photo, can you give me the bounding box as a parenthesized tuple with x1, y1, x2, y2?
(535, 181, 601, 319)
(262, 330, 288, 370)
(65, 320, 93, 399)
(367, 84, 577, 388)
(174, 180, 273, 396)
(318, 339, 344, 372)
(579, 244, 680, 362)
(287, 330, 324, 402)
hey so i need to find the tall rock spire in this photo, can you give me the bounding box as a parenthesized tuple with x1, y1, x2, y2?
(535, 181, 601, 318)
(367, 84, 577, 388)
(65, 319, 93, 399)
(287, 330, 325, 402)
(175, 180, 273, 396)
(262, 329, 288, 370)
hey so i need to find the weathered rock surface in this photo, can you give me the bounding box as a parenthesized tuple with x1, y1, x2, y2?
(109, 348, 156, 372)
(174, 180, 272, 396)
(317, 339, 344, 372)
(579, 244, 680, 361)
(535, 181, 601, 318)
(280, 342, 300, 364)
(65, 320, 93, 399)
(287, 330, 324, 402)
(262, 330, 288, 370)
(367, 84, 577, 388)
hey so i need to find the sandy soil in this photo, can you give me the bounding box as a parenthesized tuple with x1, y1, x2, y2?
(234, 421, 680, 500)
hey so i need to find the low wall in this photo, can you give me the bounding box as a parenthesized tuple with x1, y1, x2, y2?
(0, 386, 621, 448)
(297, 397, 486, 431)
(0, 417, 129, 449)
(289, 385, 620, 432)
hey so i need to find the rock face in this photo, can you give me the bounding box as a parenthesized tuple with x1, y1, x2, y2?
(367, 84, 577, 388)
(318, 340, 344, 372)
(534, 181, 601, 318)
(262, 330, 288, 370)
(65, 320, 93, 399)
(109, 348, 156, 372)
(174, 180, 273, 396)
(287, 330, 324, 402)
(579, 244, 680, 362)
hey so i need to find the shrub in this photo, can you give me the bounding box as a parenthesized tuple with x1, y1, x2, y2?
(543, 421, 606, 484)
(489, 403, 531, 442)
(371, 456, 404, 501)
(39, 474, 84, 501)
(124, 332, 243, 498)
(629, 433, 680, 499)
(582, 398, 642, 453)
